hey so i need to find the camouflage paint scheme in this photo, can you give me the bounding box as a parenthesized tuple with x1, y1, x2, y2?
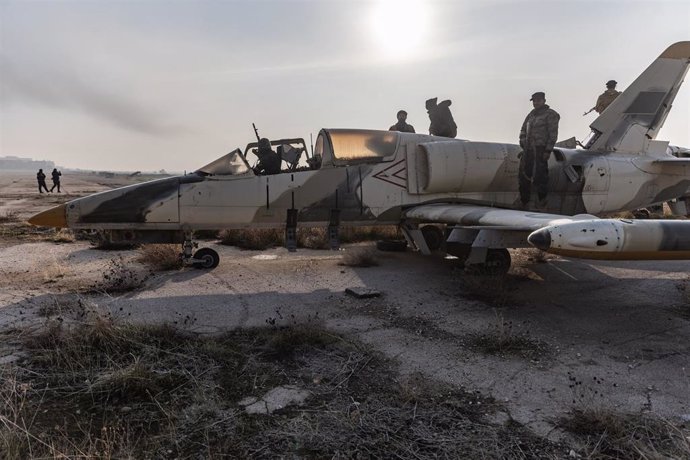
(29, 42, 690, 262)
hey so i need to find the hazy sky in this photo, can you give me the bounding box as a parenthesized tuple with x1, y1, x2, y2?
(1, 0, 689, 172)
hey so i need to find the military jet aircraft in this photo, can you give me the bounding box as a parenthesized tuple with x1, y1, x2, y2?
(29, 41, 690, 273)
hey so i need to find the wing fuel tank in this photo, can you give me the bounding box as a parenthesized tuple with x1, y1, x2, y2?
(528, 219, 690, 260)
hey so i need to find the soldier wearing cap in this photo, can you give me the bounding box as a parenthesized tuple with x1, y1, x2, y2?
(518, 92, 560, 208)
(594, 80, 621, 114)
(389, 110, 416, 133)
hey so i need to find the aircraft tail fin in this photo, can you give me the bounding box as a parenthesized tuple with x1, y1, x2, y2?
(585, 42, 690, 153)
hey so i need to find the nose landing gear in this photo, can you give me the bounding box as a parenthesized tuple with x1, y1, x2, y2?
(181, 233, 220, 269)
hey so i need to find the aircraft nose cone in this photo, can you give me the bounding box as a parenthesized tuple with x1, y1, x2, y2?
(28, 204, 67, 228)
(528, 228, 551, 251)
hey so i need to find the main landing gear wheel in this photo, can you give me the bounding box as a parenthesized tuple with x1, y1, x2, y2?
(421, 225, 444, 251)
(467, 248, 511, 276)
(192, 248, 220, 269)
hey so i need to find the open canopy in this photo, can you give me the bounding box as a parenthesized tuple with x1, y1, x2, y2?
(196, 149, 251, 176)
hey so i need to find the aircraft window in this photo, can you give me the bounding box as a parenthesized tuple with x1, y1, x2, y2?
(328, 129, 399, 164)
(195, 149, 251, 176)
(625, 91, 666, 114)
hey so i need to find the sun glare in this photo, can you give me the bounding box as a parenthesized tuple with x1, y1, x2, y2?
(370, 0, 429, 61)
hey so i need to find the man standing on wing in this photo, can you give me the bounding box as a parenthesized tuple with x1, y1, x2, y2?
(518, 91, 560, 208)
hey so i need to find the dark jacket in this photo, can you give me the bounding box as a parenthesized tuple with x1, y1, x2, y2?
(254, 148, 281, 175)
(427, 99, 457, 138)
(389, 121, 415, 133)
(519, 105, 560, 151)
(51, 170, 61, 182)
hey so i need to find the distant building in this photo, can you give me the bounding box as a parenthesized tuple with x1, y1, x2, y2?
(0, 156, 55, 171)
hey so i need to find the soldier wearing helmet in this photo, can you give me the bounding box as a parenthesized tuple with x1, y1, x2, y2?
(254, 138, 281, 175)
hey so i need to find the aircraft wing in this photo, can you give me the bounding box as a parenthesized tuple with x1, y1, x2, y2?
(403, 203, 597, 231)
(653, 157, 690, 163)
(403, 203, 690, 261)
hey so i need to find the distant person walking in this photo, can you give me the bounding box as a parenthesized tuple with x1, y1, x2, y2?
(518, 92, 560, 208)
(36, 169, 49, 193)
(50, 168, 62, 193)
(425, 97, 457, 138)
(389, 110, 415, 133)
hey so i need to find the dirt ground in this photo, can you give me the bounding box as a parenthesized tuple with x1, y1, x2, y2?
(2, 171, 690, 454)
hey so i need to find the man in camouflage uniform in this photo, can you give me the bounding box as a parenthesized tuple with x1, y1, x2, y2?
(425, 97, 457, 138)
(389, 110, 416, 133)
(518, 92, 560, 208)
(594, 80, 621, 114)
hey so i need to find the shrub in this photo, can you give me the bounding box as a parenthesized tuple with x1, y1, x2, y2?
(136, 244, 183, 271)
(339, 248, 379, 267)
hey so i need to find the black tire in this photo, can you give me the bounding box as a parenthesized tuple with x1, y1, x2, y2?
(193, 248, 220, 269)
(376, 239, 408, 252)
(466, 248, 511, 276)
(421, 225, 444, 251)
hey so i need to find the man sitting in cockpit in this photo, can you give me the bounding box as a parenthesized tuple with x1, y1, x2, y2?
(253, 138, 282, 175)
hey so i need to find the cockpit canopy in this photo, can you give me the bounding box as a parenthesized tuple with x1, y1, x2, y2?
(196, 149, 251, 176)
(195, 129, 401, 176)
(316, 129, 400, 166)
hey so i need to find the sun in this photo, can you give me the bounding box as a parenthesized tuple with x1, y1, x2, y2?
(369, 0, 429, 61)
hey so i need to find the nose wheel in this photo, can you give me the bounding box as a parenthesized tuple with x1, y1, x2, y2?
(192, 248, 220, 269)
(181, 234, 220, 269)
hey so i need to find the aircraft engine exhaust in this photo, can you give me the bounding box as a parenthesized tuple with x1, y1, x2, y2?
(527, 219, 690, 260)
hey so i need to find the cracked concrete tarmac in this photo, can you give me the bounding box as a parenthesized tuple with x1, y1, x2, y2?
(1, 171, 690, 440)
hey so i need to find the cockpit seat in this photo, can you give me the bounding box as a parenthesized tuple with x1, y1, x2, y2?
(278, 144, 303, 171)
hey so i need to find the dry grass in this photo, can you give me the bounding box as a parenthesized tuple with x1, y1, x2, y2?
(87, 256, 147, 294)
(558, 409, 690, 459)
(218, 226, 401, 250)
(459, 273, 518, 307)
(0, 210, 21, 223)
(339, 247, 379, 267)
(50, 228, 75, 243)
(136, 244, 184, 271)
(467, 311, 550, 360)
(522, 247, 548, 263)
(0, 319, 566, 458)
(218, 228, 284, 250)
(41, 259, 70, 283)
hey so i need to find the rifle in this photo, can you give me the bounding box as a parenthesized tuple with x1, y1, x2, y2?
(252, 123, 261, 142)
(582, 107, 595, 116)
